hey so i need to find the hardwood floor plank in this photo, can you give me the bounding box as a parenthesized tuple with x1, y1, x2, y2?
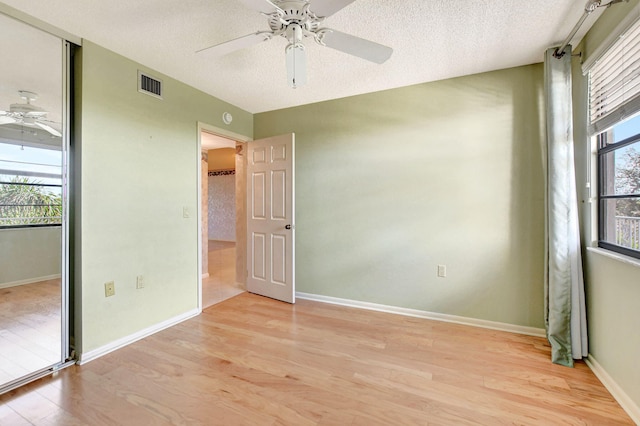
(0, 402, 32, 426)
(35, 369, 180, 426)
(0, 293, 633, 425)
(99, 356, 310, 425)
(121, 340, 348, 424)
(6, 384, 71, 425)
(0, 279, 62, 387)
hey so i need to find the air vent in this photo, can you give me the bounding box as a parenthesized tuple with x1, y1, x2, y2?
(138, 71, 163, 99)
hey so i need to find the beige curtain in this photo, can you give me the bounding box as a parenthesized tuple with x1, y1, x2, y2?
(543, 46, 588, 367)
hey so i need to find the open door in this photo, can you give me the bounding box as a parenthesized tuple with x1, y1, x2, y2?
(246, 134, 295, 303)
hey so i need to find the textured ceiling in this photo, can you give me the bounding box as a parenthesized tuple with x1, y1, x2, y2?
(202, 131, 236, 150)
(0, 11, 63, 148)
(1, 0, 602, 114)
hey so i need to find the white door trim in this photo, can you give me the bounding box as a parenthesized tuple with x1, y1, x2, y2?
(196, 122, 250, 312)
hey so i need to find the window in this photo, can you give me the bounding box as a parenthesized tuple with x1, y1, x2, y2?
(589, 17, 640, 259)
(597, 115, 640, 258)
(0, 142, 62, 228)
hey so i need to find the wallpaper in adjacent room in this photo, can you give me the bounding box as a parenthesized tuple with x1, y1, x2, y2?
(208, 171, 236, 242)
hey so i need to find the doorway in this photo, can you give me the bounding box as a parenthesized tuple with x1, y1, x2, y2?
(199, 129, 247, 308)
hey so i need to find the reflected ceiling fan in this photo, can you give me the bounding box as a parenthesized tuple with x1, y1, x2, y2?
(198, 0, 393, 88)
(0, 90, 61, 138)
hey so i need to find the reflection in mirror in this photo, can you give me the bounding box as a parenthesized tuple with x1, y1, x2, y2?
(0, 12, 65, 389)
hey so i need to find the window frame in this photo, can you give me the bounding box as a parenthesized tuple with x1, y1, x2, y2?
(596, 128, 640, 259)
(0, 180, 63, 229)
(587, 14, 640, 260)
(0, 146, 63, 230)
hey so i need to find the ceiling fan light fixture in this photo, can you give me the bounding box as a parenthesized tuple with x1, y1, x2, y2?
(0, 90, 61, 138)
(199, 0, 392, 88)
(285, 23, 307, 89)
(286, 42, 307, 89)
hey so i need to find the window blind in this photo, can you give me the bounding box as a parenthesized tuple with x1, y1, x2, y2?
(589, 17, 640, 135)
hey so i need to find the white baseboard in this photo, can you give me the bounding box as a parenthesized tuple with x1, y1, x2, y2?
(586, 355, 640, 424)
(295, 292, 546, 338)
(0, 274, 61, 289)
(77, 308, 201, 365)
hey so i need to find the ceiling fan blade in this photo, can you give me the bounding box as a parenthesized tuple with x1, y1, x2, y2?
(197, 32, 272, 56)
(34, 122, 62, 137)
(312, 0, 356, 17)
(321, 29, 393, 64)
(237, 0, 280, 13)
(25, 111, 48, 118)
(0, 116, 17, 125)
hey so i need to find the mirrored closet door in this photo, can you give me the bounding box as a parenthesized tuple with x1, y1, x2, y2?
(0, 12, 69, 392)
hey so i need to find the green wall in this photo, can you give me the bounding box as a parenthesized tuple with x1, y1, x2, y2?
(76, 41, 252, 354)
(573, 0, 640, 411)
(255, 65, 546, 328)
(0, 227, 61, 286)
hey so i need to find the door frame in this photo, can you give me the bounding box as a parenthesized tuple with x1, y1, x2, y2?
(196, 122, 251, 312)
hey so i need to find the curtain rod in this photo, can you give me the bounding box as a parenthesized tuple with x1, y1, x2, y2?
(553, 0, 628, 58)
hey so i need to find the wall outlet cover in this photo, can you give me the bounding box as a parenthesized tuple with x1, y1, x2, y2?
(105, 281, 115, 297)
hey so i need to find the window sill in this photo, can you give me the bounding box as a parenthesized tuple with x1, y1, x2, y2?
(587, 246, 640, 269)
(0, 225, 62, 232)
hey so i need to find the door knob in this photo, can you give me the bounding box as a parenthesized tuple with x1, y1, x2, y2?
(285, 224, 292, 230)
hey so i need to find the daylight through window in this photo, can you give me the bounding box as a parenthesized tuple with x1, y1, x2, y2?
(589, 17, 640, 259)
(597, 116, 640, 258)
(0, 142, 62, 228)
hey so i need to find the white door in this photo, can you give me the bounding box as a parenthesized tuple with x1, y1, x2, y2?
(246, 134, 295, 303)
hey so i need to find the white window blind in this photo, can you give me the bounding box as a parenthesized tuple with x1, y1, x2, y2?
(589, 17, 640, 135)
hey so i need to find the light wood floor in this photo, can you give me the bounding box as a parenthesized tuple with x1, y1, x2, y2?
(0, 293, 633, 425)
(0, 279, 61, 386)
(202, 240, 244, 309)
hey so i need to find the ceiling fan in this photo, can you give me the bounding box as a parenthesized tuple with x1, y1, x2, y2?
(0, 90, 61, 138)
(198, 0, 393, 88)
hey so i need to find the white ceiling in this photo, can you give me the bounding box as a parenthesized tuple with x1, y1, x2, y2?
(0, 0, 602, 114)
(0, 11, 63, 148)
(202, 131, 236, 151)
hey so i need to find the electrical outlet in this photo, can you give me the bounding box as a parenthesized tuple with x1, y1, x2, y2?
(136, 275, 145, 289)
(104, 281, 115, 297)
(183, 206, 190, 218)
(437, 265, 447, 278)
